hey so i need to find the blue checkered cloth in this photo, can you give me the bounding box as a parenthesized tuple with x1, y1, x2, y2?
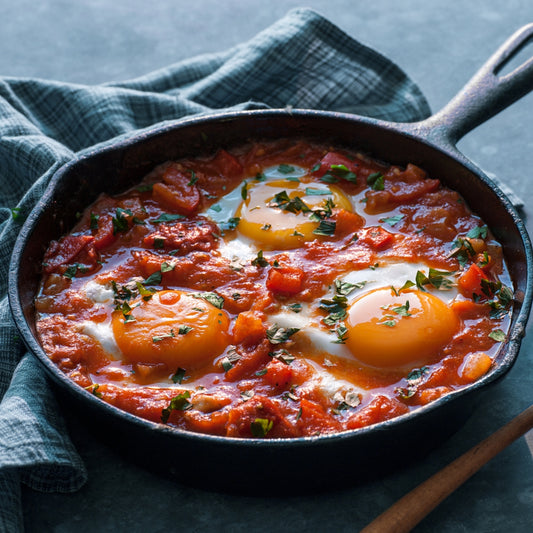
(0, 8, 431, 531)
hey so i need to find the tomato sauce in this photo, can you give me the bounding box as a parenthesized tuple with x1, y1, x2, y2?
(35, 141, 513, 438)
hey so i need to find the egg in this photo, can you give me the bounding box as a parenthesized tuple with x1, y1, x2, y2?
(345, 287, 459, 368)
(236, 178, 352, 249)
(205, 165, 355, 251)
(111, 290, 231, 369)
(264, 260, 460, 381)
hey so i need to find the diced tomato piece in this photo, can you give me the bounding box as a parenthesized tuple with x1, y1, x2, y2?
(183, 409, 229, 436)
(458, 263, 489, 299)
(346, 395, 409, 430)
(93, 214, 116, 249)
(43, 234, 96, 273)
(460, 352, 492, 383)
(266, 265, 304, 295)
(399, 163, 427, 183)
(313, 152, 359, 182)
(296, 399, 341, 435)
(224, 341, 271, 382)
(226, 396, 297, 438)
(211, 149, 243, 178)
(233, 311, 266, 346)
(142, 219, 218, 254)
(388, 179, 440, 203)
(261, 359, 292, 391)
(152, 164, 200, 215)
(356, 226, 394, 250)
(312, 151, 359, 181)
(334, 208, 364, 236)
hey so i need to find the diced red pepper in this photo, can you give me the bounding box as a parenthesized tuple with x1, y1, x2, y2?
(356, 226, 394, 250)
(232, 311, 266, 346)
(458, 263, 490, 299)
(346, 395, 409, 430)
(266, 265, 304, 295)
(43, 234, 96, 273)
(211, 149, 243, 178)
(93, 214, 116, 250)
(152, 164, 200, 215)
(261, 359, 293, 391)
(311, 151, 359, 180)
(334, 208, 364, 236)
(296, 399, 341, 434)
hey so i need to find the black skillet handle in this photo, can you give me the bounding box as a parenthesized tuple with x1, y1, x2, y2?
(413, 23, 533, 148)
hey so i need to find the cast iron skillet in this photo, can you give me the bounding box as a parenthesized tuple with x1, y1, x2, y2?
(8, 25, 533, 491)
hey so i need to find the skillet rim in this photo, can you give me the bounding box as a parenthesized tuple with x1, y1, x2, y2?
(8, 107, 533, 450)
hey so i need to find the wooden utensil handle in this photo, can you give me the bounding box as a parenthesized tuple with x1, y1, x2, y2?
(361, 405, 533, 533)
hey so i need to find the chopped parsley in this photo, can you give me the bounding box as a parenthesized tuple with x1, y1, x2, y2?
(151, 213, 185, 224)
(266, 324, 300, 344)
(448, 237, 476, 267)
(395, 366, 429, 399)
(192, 291, 225, 309)
(153, 329, 175, 343)
(63, 263, 90, 279)
(333, 324, 349, 344)
(178, 325, 193, 335)
(379, 214, 404, 227)
(332, 390, 361, 414)
(143, 271, 162, 285)
(219, 217, 240, 232)
(392, 300, 411, 317)
(277, 164, 296, 174)
(416, 268, 456, 291)
(241, 181, 248, 200)
(161, 391, 193, 423)
(268, 190, 311, 214)
(320, 164, 357, 184)
(10, 207, 22, 221)
(221, 348, 241, 372)
(251, 250, 269, 268)
(171, 368, 188, 384)
(187, 170, 198, 186)
(335, 278, 365, 296)
(489, 329, 506, 342)
(112, 208, 133, 234)
(90, 212, 100, 230)
(466, 225, 488, 239)
(367, 172, 384, 191)
(268, 349, 295, 365)
(313, 219, 336, 237)
(305, 187, 331, 196)
(287, 303, 302, 313)
(250, 418, 274, 438)
(319, 294, 348, 325)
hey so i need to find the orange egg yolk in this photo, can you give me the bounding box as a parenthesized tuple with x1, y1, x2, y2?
(111, 290, 230, 369)
(236, 179, 353, 249)
(345, 288, 459, 368)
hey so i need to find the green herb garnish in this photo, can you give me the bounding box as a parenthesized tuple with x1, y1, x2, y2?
(367, 172, 384, 191)
(161, 391, 193, 423)
(266, 324, 300, 344)
(250, 418, 274, 438)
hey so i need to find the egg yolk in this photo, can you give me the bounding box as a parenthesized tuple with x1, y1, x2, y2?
(345, 288, 459, 368)
(236, 179, 353, 249)
(111, 290, 230, 369)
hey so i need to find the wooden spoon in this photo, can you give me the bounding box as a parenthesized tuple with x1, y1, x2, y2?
(360, 405, 533, 533)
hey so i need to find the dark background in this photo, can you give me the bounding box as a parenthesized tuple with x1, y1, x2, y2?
(2, 1, 533, 531)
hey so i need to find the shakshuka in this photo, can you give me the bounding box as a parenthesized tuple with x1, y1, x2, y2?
(35, 140, 513, 438)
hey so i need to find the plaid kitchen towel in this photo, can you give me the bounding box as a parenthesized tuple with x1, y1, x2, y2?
(0, 7, 432, 531)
